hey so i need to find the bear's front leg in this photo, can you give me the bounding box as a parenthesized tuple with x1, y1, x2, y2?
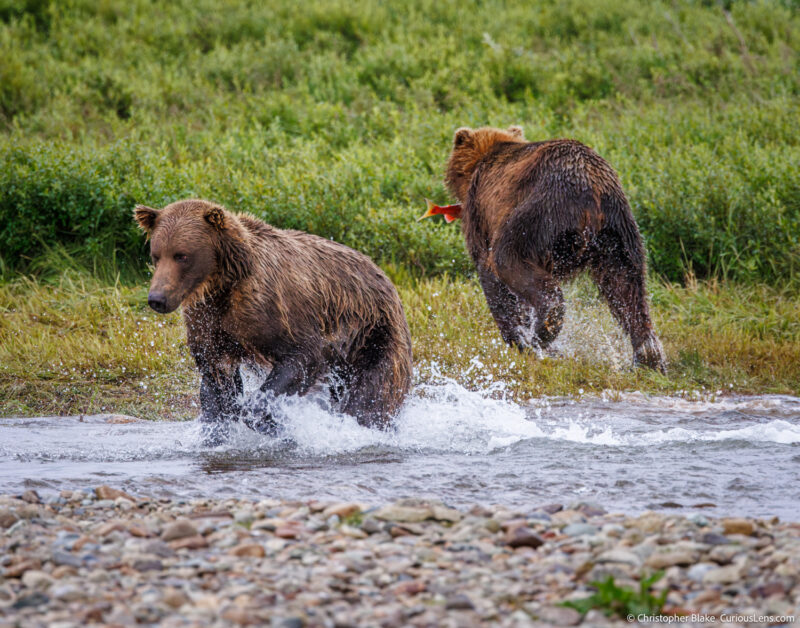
(199, 371, 241, 419)
(246, 355, 322, 433)
(198, 367, 243, 445)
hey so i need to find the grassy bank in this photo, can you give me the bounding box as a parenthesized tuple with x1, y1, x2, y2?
(1, 271, 798, 420)
(1, 1, 798, 417)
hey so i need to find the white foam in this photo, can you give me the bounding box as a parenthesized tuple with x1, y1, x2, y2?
(208, 374, 541, 456)
(610, 391, 799, 415)
(644, 419, 800, 445)
(204, 376, 800, 455)
(522, 416, 800, 447)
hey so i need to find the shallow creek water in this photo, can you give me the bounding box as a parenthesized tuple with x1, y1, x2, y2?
(1, 381, 798, 519)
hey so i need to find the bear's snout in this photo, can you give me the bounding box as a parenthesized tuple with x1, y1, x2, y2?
(147, 291, 169, 314)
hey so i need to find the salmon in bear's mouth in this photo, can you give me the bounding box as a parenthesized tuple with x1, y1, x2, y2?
(418, 198, 462, 223)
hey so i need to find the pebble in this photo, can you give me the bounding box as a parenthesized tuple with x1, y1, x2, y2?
(229, 543, 266, 558)
(132, 559, 163, 571)
(686, 562, 717, 582)
(431, 505, 463, 522)
(322, 503, 361, 518)
(563, 523, 599, 537)
(0, 492, 797, 627)
(645, 550, 696, 569)
(161, 519, 199, 541)
(703, 564, 743, 584)
(170, 534, 208, 550)
(20, 489, 41, 504)
(221, 606, 259, 625)
(162, 587, 190, 608)
(688, 513, 709, 526)
(339, 524, 367, 539)
(361, 518, 382, 534)
(50, 585, 85, 602)
(722, 517, 755, 536)
(0, 508, 19, 528)
(12, 592, 50, 609)
(699, 531, 729, 545)
(374, 504, 432, 523)
(708, 544, 741, 564)
(51, 552, 83, 568)
(94, 485, 137, 502)
(596, 549, 642, 566)
(21, 570, 54, 589)
(631, 512, 665, 533)
(3, 558, 40, 577)
(445, 593, 475, 610)
(274, 526, 300, 539)
(233, 508, 255, 525)
(115, 497, 135, 511)
(504, 526, 544, 549)
(51, 566, 77, 579)
(535, 605, 582, 626)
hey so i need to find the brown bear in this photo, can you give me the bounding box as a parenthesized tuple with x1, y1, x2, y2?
(431, 125, 666, 372)
(134, 199, 413, 437)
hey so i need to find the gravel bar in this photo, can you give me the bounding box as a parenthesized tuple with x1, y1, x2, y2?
(1, 488, 798, 627)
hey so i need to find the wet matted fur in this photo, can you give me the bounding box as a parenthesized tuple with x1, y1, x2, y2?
(445, 126, 666, 372)
(135, 199, 413, 430)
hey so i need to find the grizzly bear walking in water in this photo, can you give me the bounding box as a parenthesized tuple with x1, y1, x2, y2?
(134, 199, 413, 437)
(428, 126, 665, 372)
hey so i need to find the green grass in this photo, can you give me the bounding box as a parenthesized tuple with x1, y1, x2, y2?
(0, 0, 798, 284)
(0, 271, 197, 419)
(561, 572, 668, 619)
(0, 1, 797, 414)
(1, 270, 797, 419)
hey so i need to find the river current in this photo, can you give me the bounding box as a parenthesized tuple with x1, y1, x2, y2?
(2, 379, 798, 519)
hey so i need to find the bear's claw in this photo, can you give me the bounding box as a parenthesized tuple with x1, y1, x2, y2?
(633, 334, 667, 374)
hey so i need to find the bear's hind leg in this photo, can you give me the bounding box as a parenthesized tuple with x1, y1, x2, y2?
(339, 326, 411, 430)
(478, 265, 537, 350)
(489, 197, 568, 349)
(589, 244, 666, 373)
(340, 361, 405, 429)
(492, 254, 565, 349)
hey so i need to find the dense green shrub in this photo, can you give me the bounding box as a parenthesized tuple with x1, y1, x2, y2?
(0, 0, 798, 284)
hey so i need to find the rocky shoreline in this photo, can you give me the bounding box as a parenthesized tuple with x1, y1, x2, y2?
(1, 489, 798, 627)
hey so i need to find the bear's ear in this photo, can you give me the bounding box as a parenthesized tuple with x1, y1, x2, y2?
(507, 125, 524, 139)
(134, 205, 159, 233)
(204, 205, 227, 231)
(453, 127, 474, 148)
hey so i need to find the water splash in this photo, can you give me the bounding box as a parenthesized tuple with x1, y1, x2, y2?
(550, 278, 633, 368)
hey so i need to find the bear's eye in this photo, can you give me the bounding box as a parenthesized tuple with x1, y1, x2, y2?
(152, 255, 160, 264)
(174, 253, 188, 263)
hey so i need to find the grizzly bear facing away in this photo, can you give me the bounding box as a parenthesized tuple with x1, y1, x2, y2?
(441, 125, 666, 372)
(134, 199, 413, 438)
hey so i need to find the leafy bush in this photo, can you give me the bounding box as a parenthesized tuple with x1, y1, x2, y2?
(0, 0, 797, 284)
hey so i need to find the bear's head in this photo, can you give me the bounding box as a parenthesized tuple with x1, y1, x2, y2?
(445, 125, 526, 201)
(134, 199, 252, 313)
